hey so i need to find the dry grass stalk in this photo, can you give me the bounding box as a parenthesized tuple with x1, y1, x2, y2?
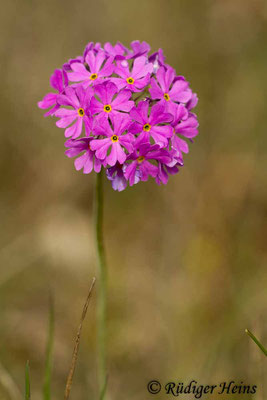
(64, 277, 96, 400)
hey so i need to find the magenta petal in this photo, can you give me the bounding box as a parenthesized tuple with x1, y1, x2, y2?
(187, 93, 198, 110)
(65, 145, 84, 158)
(172, 135, 189, 154)
(156, 67, 167, 92)
(172, 104, 188, 124)
(112, 90, 134, 112)
(68, 62, 89, 80)
(109, 77, 127, 91)
(151, 125, 173, 138)
(93, 116, 113, 137)
(175, 116, 199, 138)
(116, 143, 127, 164)
(125, 161, 138, 186)
(129, 121, 142, 134)
(130, 102, 148, 125)
(111, 113, 131, 134)
(169, 80, 192, 103)
(90, 97, 103, 114)
(157, 164, 169, 185)
(86, 51, 97, 72)
(115, 61, 130, 79)
(135, 131, 149, 146)
(90, 138, 111, 160)
(94, 51, 107, 73)
(164, 67, 176, 90)
(64, 87, 80, 108)
(149, 78, 163, 99)
(133, 74, 150, 90)
(56, 115, 77, 128)
(83, 153, 94, 174)
(94, 82, 118, 104)
(132, 56, 153, 79)
(90, 138, 109, 150)
(94, 157, 102, 173)
(74, 153, 88, 171)
(150, 126, 172, 147)
(106, 143, 119, 166)
(55, 108, 77, 118)
(141, 161, 158, 180)
(65, 118, 83, 138)
(98, 57, 114, 77)
(38, 93, 57, 109)
(44, 104, 60, 117)
(50, 69, 64, 92)
(149, 103, 173, 125)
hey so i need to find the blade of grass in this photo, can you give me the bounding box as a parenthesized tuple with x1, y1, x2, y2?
(43, 292, 55, 400)
(99, 375, 108, 400)
(25, 361, 30, 400)
(64, 277, 96, 400)
(245, 329, 267, 356)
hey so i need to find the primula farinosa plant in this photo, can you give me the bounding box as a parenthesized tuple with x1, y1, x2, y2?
(38, 40, 199, 399)
(38, 40, 199, 191)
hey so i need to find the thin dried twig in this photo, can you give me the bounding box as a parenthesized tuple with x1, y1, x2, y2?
(64, 277, 96, 400)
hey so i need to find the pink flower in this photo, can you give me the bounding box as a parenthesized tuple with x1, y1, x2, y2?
(124, 141, 171, 186)
(111, 56, 153, 92)
(106, 163, 128, 192)
(129, 101, 173, 147)
(127, 40, 151, 59)
(38, 69, 68, 116)
(149, 66, 192, 114)
(171, 104, 199, 157)
(90, 114, 134, 166)
(156, 148, 183, 185)
(55, 86, 93, 138)
(67, 50, 114, 88)
(65, 137, 102, 174)
(104, 42, 128, 59)
(90, 81, 134, 119)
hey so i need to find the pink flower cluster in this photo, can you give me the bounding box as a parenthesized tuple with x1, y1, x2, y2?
(38, 41, 199, 191)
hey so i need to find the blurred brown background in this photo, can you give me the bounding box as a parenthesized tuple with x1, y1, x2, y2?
(0, 0, 267, 399)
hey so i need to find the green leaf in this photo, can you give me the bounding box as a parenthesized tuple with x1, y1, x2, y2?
(25, 361, 31, 400)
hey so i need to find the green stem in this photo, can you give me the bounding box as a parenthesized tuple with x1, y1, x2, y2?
(245, 329, 267, 356)
(94, 170, 107, 398)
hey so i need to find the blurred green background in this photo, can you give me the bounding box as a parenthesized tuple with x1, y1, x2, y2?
(0, 0, 266, 399)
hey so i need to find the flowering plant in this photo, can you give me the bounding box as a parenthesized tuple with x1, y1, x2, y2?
(38, 41, 199, 191)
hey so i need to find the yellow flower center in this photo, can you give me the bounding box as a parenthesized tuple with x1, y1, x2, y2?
(90, 73, 98, 80)
(143, 123, 151, 132)
(164, 93, 170, 101)
(137, 156, 145, 163)
(111, 135, 119, 142)
(127, 77, 135, 84)
(104, 104, 112, 113)
(78, 108, 85, 117)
